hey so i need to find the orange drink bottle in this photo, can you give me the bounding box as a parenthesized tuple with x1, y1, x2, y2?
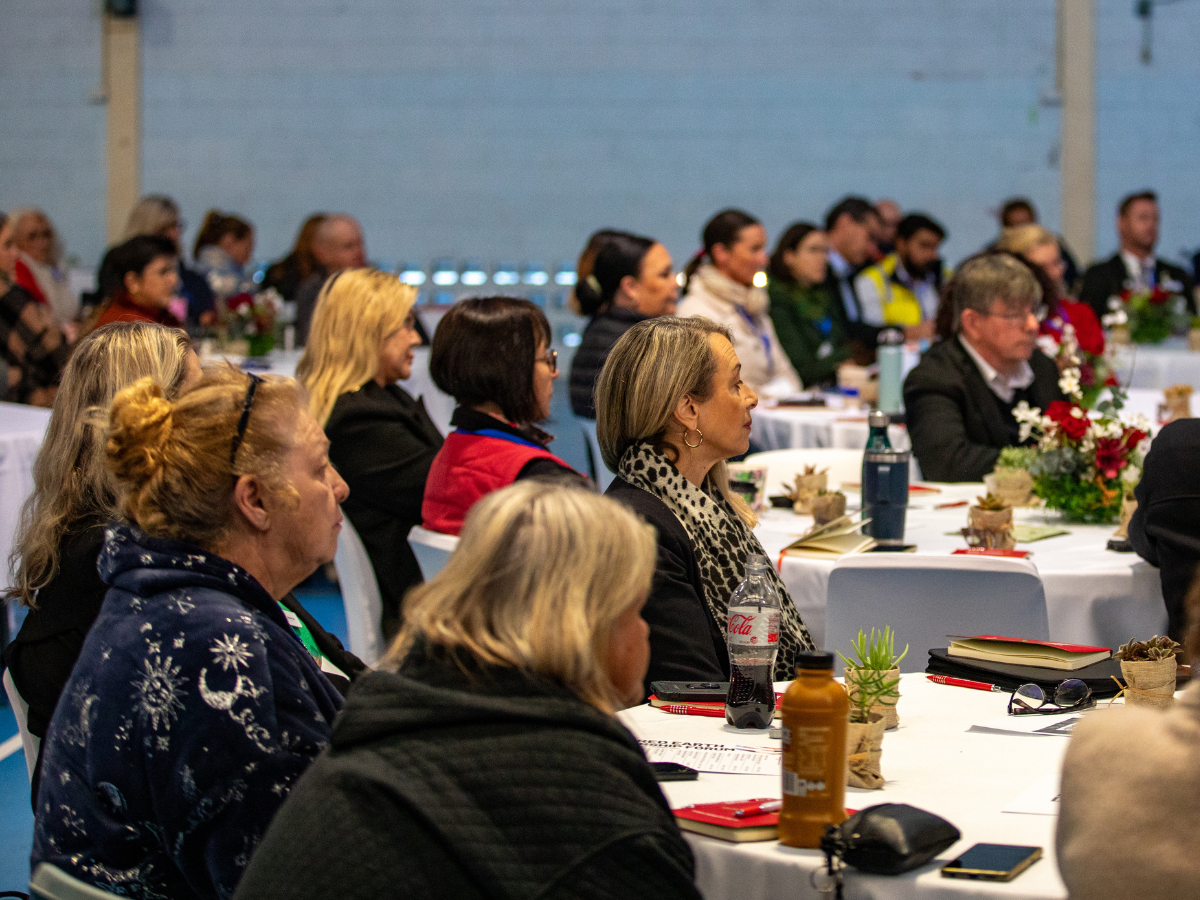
(777, 651, 849, 848)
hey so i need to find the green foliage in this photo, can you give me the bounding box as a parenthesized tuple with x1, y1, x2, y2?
(839, 627, 908, 724)
(1115, 635, 1181, 662)
(1031, 473, 1123, 524)
(973, 493, 1008, 511)
(996, 446, 1036, 470)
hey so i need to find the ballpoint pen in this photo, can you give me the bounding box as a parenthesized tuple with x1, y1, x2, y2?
(926, 674, 1004, 692)
(733, 800, 783, 818)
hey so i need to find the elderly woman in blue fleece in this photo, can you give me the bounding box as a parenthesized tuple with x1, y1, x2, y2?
(31, 364, 349, 900)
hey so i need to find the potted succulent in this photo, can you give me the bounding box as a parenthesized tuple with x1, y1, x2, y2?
(839, 628, 907, 790)
(1161, 384, 1193, 422)
(1114, 636, 1181, 710)
(965, 493, 1016, 550)
(984, 447, 1036, 507)
(811, 489, 847, 525)
(783, 465, 829, 515)
(1189, 317, 1200, 352)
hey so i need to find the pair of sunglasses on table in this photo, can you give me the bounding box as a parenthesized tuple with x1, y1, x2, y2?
(1007, 679, 1095, 716)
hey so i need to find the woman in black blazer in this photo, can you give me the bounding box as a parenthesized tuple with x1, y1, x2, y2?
(298, 269, 443, 640)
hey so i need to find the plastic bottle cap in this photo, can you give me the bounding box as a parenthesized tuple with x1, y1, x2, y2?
(868, 409, 890, 428)
(795, 651, 836, 670)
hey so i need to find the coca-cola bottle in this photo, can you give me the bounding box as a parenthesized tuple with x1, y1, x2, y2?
(724, 554, 781, 729)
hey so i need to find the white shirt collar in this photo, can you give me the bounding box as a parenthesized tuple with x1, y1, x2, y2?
(828, 249, 851, 277)
(958, 335, 1035, 404)
(1120, 249, 1154, 282)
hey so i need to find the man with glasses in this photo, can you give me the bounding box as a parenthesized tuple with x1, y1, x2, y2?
(903, 253, 1066, 482)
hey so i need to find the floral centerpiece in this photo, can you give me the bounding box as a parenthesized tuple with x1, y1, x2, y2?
(1038, 321, 1118, 410)
(224, 287, 283, 358)
(1102, 286, 1188, 345)
(1012, 367, 1151, 524)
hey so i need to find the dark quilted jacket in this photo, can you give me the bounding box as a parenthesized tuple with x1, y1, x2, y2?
(569, 306, 647, 418)
(234, 643, 701, 900)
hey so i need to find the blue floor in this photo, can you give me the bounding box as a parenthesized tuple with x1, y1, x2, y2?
(0, 573, 348, 892)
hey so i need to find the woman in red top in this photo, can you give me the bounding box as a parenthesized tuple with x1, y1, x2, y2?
(83, 235, 182, 336)
(421, 296, 587, 534)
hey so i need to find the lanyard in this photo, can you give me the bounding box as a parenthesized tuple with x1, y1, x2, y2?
(455, 427, 544, 450)
(279, 602, 322, 661)
(734, 306, 773, 368)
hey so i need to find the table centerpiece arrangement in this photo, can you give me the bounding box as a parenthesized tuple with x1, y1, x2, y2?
(222, 287, 284, 358)
(840, 627, 906, 788)
(1039, 318, 1117, 410)
(1012, 367, 1151, 525)
(1101, 285, 1189, 345)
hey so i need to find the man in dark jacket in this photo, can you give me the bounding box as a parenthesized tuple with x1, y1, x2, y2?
(905, 253, 1066, 482)
(294, 215, 366, 344)
(233, 642, 701, 900)
(1078, 190, 1195, 321)
(1128, 419, 1200, 642)
(822, 196, 883, 364)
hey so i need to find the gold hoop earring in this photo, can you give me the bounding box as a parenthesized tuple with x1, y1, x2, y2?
(683, 427, 704, 449)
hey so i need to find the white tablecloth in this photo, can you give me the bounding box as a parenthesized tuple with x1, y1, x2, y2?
(1110, 338, 1200, 391)
(0, 403, 52, 590)
(753, 482, 1166, 651)
(621, 673, 1074, 900)
(752, 403, 910, 452)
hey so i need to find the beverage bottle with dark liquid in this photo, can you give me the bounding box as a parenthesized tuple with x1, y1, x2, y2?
(778, 651, 849, 848)
(724, 555, 781, 729)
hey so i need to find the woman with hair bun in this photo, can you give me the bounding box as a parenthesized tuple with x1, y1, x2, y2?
(235, 481, 702, 900)
(31, 365, 350, 900)
(568, 230, 678, 419)
(4, 321, 200, 802)
(193, 209, 256, 302)
(678, 209, 801, 397)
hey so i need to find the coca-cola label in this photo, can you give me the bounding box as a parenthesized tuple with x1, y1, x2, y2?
(726, 609, 780, 647)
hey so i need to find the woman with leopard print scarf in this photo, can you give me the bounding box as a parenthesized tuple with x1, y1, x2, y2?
(595, 316, 813, 698)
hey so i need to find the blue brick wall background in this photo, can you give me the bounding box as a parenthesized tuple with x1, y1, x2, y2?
(1, 0, 1198, 273)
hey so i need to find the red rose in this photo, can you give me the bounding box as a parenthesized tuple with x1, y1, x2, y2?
(1045, 400, 1088, 441)
(227, 292, 254, 312)
(1094, 437, 1128, 480)
(1078, 362, 1096, 387)
(1123, 427, 1148, 452)
(1149, 286, 1172, 305)
(1060, 301, 1105, 355)
(1119, 289, 1132, 302)
(1044, 400, 1075, 423)
(1104, 373, 1120, 387)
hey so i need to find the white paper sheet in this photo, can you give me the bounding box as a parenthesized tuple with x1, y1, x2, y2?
(968, 713, 1086, 737)
(1003, 772, 1061, 817)
(638, 739, 782, 776)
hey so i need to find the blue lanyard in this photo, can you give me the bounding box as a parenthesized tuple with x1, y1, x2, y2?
(455, 427, 543, 450)
(734, 306, 773, 367)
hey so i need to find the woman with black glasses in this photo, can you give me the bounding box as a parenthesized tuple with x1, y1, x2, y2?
(31, 365, 349, 900)
(422, 296, 587, 535)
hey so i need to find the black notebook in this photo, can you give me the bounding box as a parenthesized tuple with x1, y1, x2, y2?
(926, 648, 1124, 697)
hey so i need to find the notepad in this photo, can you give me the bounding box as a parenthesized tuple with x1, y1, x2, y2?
(674, 799, 780, 842)
(947, 635, 1112, 671)
(782, 515, 876, 559)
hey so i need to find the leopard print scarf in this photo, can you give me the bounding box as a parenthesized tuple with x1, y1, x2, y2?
(619, 442, 814, 681)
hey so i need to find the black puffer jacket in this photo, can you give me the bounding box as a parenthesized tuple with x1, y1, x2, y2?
(569, 306, 647, 418)
(234, 643, 701, 900)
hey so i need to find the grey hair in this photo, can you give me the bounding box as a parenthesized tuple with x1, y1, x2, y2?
(950, 253, 1042, 333)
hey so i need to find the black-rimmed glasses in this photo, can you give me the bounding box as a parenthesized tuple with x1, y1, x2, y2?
(1007, 679, 1095, 716)
(541, 349, 558, 374)
(230, 373, 263, 465)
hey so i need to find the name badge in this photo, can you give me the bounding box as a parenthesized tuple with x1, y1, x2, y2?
(282, 608, 303, 629)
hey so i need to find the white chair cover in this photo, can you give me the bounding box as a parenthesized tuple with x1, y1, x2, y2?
(31, 862, 121, 899)
(3, 667, 39, 780)
(825, 554, 1050, 672)
(579, 418, 614, 491)
(408, 525, 459, 582)
(333, 518, 386, 667)
(743, 448, 864, 496)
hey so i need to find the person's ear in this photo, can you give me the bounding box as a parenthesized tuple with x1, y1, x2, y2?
(710, 243, 731, 270)
(617, 273, 640, 304)
(672, 392, 700, 434)
(232, 475, 271, 534)
(960, 308, 980, 341)
(123, 270, 141, 296)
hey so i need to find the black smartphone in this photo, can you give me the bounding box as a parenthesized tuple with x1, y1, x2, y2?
(650, 681, 728, 703)
(941, 844, 1042, 881)
(650, 762, 699, 782)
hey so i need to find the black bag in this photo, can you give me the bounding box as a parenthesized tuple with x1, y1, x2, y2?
(817, 803, 960, 897)
(926, 648, 1124, 697)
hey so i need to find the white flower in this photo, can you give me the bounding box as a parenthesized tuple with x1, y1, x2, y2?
(1058, 367, 1082, 400)
(1122, 465, 1141, 484)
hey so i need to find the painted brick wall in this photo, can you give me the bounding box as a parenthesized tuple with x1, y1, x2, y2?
(1, 1, 1197, 272)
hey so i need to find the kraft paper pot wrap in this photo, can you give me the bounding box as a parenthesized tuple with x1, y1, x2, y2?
(984, 468, 1035, 507)
(1119, 657, 1177, 710)
(845, 667, 899, 730)
(812, 492, 847, 525)
(845, 712, 886, 790)
(790, 472, 828, 515)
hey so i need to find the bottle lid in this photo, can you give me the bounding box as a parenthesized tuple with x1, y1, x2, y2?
(867, 409, 890, 429)
(795, 651, 835, 670)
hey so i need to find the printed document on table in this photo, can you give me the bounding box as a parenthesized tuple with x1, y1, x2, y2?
(638, 739, 781, 776)
(1003, 772, 1061, 817)
(968, 713, 1087, 737)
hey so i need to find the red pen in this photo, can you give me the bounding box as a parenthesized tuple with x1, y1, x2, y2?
(935, 500, 970, 509)
(658, 704, 727, 718)
(926, 674, 1004, 693)
(734, 799, 783, 818)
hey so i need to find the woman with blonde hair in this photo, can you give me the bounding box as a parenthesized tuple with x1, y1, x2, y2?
(596, 316, 813, 695)
(235, 481, 702, 900)
(4, 322, 199, 799)
(32, 364, 349, 899)
(297, 268, 442, 639)
(9, 206, 78, 327)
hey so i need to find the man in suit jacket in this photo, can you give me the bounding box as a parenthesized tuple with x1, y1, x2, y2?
(1078, 190, 1195, 321)
(822, 196, 883, 364)
(904, 253, 1066, 482)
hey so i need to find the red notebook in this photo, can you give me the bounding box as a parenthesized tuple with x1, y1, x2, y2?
(947, 635, 1112, 670)
(952, 547, 1030, 559)
(674, 799, 780, 842)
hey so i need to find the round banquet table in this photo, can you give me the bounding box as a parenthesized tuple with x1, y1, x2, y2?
(1110, 337, 1200, 391)
(619, 673, 1083, 900)
(0, 402, 52, 590)
(752, 482, 1167, 652)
